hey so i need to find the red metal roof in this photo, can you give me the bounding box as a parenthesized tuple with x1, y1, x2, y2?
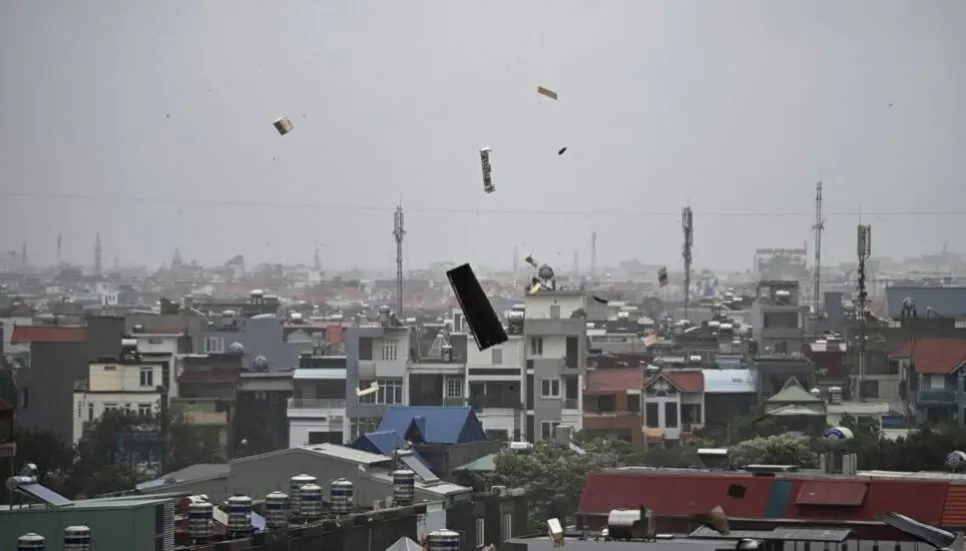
(586, 368, 644, 391)
(664, 371, 705, 392)
(889, 338, 966, 374)
(10, 325, 86, 344)
(794, 480, 867, 506)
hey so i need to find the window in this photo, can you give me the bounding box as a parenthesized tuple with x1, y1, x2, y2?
(540, 379, 560, 398)
(360, 378, 404, 405)
(645, 403, 659, 427)
(550, 305, 561, 319)
(103, 364, 117, 371)
(103, 402, 118, 413)
(530, 337, 543, 356)
(88, 403, 94, 422)
(358, 337, 373, 360)
(140, 367, 154, 387)
(204, 337, 224, 353)
(475, 518, 485, 548)
(541, 421, 560, 440)
(138, 403, 152, 417)
(627, 394, 641, 413)
(597, 395, 616, 413)
(381, 339, 399, 361)
(19, 387, 28, 409)
(861, 380, 880, 399)
(446, 377, 464, 398)
(665, 402, 678, 428)
(491, 348, 503, 365)
(503, 512, 513, 540)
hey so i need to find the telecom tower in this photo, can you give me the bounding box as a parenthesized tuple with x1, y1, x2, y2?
(590, 232, 597, 277)
(682, 207, 694, 320)
(20, 242, 26, 269)
(94, 233, 103, 276)
(856, 225, 871, 401)
(393, 205, 406, 317)
(56, 234, 62, 265)
(512, 246, 519, 275)
(812, 181, 825, 316)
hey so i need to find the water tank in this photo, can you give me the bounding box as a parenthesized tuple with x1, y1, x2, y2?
(299, 483, 323, 520)
(188, 501, 213, 540)
(289, 474, 317, 516)
(226, 495, 253, 535)
(17, 534, 45, 551)
(330, 478, 354, 514)
(946, 451, 966, 472)
(63, 526, 91, 551)
(392, 469, 416, 506)
(829, 386, 843, 405)
(427, 529, 461, 551)
(606, 509, 644, 540)
(264, 491, 289, 530)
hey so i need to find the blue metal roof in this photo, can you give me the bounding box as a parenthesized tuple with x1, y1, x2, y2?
(884, 286, 966, 318)
(377, 406, 487, 445)
(350, 430, 432, 469)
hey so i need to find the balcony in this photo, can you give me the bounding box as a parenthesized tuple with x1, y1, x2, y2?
(583, 410, 640, 418)
(469, 394, 523, 411)
(443, 397, 466, 406)
(563, 398, 579, 410)
(287, 398, 347, 419)
(917, 389, 958, 405)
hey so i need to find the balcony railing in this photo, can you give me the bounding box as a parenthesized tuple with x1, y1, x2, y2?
(288, 398, 347, 410)
(563, 398, 579, 410)
(468, 394, 524, 411)
(443, 397, 466, 406)
(918, 389, 957, 405)
(583, 410, 639, 417)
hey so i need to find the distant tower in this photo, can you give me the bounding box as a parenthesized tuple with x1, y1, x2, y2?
(682, 207, 694, 320)
(393, 205, 406, 317)
(313, 248, 321, 271)
(172, 248, 183, 267)
(94, 233, 103, 276)
(113, 256, 119, 270)
(812, 180, 825, 316)
(590, 232, 598, 277)
(573, 251, 580, 276)
(512, 246, 519, 275)
(20, 242, 26, 268)
(56, 234, 62, 265)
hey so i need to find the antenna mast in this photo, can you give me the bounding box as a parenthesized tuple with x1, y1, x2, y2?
(682, 207, 694, 320)
(590, 231, 597, 278)
(393, 205, 406, 318)
(813, 180, 824, 317)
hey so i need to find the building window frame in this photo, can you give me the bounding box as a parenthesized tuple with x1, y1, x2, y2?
(204, 337, 224, 354)
(540, 421, 560, 440)
(503, 512, 513, 540)
(360, 378, 404, 405)
(381, 339, 399, 361)
(475, 517, 485, 548)
(530, 337, 543, 356)
(491, 348, 503, 365)
(540, 379, 560, 398)
(446, 377, 464, 398)
(139, 367, 154, 388)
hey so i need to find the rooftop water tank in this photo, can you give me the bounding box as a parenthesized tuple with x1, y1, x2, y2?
(392, 469, 416, 506)
(299, 483, 323, 521)
(330, 478, 354, 514)
(226, 495, 253, 535)
(63, 526, 91, 551)
(188, 501, 213, 541)
(289, 474, 317, 516)
(427, 529, 461, 551)
(17, 533, 45, 551)
(264, 491, 289, 530)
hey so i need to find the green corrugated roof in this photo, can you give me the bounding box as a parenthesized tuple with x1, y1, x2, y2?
(0, 495, 173, 514)
(453, 453, 496, 472)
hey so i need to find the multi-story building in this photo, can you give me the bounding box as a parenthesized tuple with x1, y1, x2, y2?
(174, 352, 245, 458)
(196, 310, 312, 370)
(749, 280, 808, 353)
(890, 337, 966, 426)
(522, 276, 588, 442)
(237, 370, 292, 454)
(408, 328, 467, 410)
(467, 317, 525, 441)
(581, 367, 644, 443)
(72, 338, 170, 444)
(344, 306, 413, 441)
(288, 353, 347, 446)
(642, 370, 705, 442)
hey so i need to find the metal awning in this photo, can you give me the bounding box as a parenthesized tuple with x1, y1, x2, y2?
(795, 481, 868, 506)
(689, 526, 852, 543)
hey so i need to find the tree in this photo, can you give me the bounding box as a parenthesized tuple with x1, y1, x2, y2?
(570, 308, 588, 320)
(729, 433, 817, 468)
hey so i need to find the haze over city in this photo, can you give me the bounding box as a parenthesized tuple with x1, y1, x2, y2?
(1, 1, 964, 271)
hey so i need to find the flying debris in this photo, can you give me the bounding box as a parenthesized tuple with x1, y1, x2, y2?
(537, 86, 558, 100)
(447, 263, 508, 351)
(557, 147, 567, 156)
(480, 147, 494, 194)
(658, 266, 669, 287)
(356, 381, 379, 397)
(273, 116, 294, 136)
(591, 295, 608, 305)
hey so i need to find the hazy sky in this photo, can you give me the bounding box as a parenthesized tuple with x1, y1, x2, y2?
(1, 1, 964, 272)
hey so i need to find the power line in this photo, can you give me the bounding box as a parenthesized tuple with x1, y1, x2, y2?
(1, 190, 962, 218)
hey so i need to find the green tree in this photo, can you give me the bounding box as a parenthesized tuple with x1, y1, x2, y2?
(729, 433, 817, 467)
(570, 308, 588, 320)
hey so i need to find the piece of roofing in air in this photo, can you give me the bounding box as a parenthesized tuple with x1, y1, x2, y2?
(10, 325, 86, 344)
(889, 338, 966, 374)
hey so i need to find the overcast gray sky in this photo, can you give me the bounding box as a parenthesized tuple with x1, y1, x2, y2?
(1, 1, 963, 272)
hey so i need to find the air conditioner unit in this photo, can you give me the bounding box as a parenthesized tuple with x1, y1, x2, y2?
(373, 499, 383, 510)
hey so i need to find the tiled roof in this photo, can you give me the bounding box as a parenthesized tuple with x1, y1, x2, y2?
(663, 371, 704, 392)
(586, 368, 644, 391)
(889, 338, 966, 374)
(10, 325, 86, 344)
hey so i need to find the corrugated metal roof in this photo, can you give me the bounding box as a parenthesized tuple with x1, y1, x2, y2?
(301, 443, 392, 465)
(377, 406, 486, 445)
(10, 325, 86, 343)
(941, 485, 966, 526)
(885, 286, 966, 318)
(794, 481, 867, 506)
(702, 369, 756, 393)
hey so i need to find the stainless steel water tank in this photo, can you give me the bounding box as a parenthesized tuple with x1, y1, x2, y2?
(188, 501, 213, 540)
(226, 495, 253, 535)
(299, 483, 323, 520)
(17, 533, 46, 551)
(427, 529, 461, 551)
(264, 491, 289, 530)
(606, 509, 642, 540)
(329, 478, 354, 514)
(63, 525, 91, 551)
(289, 474, 317, 516)
(392, 469, 415, 506)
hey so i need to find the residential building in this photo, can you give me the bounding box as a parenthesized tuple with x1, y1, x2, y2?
(236, 370, 292, 454)
(12, 315, 125, 441)
(642, 370, 704, 442)
(522, 284, 588, 442)
(890, 338, 966, 426)
(72, 340, 169, 445)
(174, 352, 245, 457)
(288, 353, 348, 446)
(751, 354, 815, 401)
(761, 377, 826, 431)
(701, 368, 757, 426)
(581, 368, 644, 443)
(749, 280, 808, 353)
(197, 312, 312, 371)
(409, 329, 467, 411)
(344, 308, 413, 441)
(0, 297, 33, 364)
(192, 290, 280, 318)
(884, 286, 966, 319)
(467, 329, 525, 442)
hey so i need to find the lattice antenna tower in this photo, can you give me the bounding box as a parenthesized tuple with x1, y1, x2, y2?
(682, 207, 694, 320)
(812, 180, 825, 316)
(393, 205, 406, 318)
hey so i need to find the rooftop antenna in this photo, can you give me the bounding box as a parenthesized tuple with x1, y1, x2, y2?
(590, 231, 597, 278)
(682, 206, 694, 320)
(56, 234, 62, 266)
(813, 179, 825, 318)
(94, 232, 102, 276)
(393, 202, 406, 318)
(856, 223, 871, 401)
